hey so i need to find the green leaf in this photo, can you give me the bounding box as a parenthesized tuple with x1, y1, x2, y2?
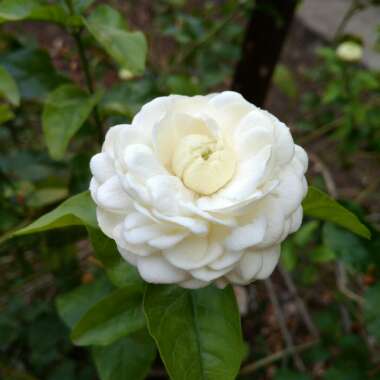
(0, 103, 14, 124)
(364, 283, 380, 342)
(71, 286, 145, 346)
(280, 240, 297, 271)
(273, 64, 298, 99)
(0, 65, 20, 106)
(144, 284, 244, 380)
(0, 47, 68, 100)
(0, 0, 81, 26)
(294, 220, 319, 247)
(14, 191, 97, 236)
(323, 223, 369, 271)
(42, 84, 102, 160)
(302, 186, 370, 239)
(26, 187, 68, 208)
(87, 227, 143, 289)
(84, 5, 147, 75)
(56, 276, 114, 329)
(92, 330, 156, 380)
(309, 245, 336, 263)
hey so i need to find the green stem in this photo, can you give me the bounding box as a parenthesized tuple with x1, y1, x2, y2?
(174, 3, 242, 67)
(65, 0, 103, 144)
(334, 0, 364, 41)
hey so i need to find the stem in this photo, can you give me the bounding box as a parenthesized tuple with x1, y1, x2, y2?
(334, 0, 364, 41)
(65, 0, 103, 144)
(174, 3, 241, 66)
(264, 278, 306, 372)
(240, 339, 318, 375)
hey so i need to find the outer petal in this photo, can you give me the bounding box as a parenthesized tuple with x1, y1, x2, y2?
(164, 236, 222, 270)
(224, 217, 266, 251)
(137, 255, 188, 283)
(90, 153, 115, 184)
(255, 246, 281, 280)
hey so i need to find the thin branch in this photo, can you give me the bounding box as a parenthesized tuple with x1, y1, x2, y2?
(334, 0, 365, 41)
(279, 265, 320, 339)
(174, 3, 242, 66)
(64, 0, 103, 144)
(336, 262, 364, 305)
(309, 153, 337, 198)
(240, 339, 318, 375)
(264, 278, 306, 372)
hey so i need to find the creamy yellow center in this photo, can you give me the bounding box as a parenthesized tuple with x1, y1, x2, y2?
(172, 134, 236, 195)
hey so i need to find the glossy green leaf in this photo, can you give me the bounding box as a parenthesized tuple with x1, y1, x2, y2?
(144, 284, 244, 380)
(0, 65, 19, 106)
(14, 191, 97, 236)
(87, 227, 143, 289)
(56, 276, 114, 329)
(302, 186, 370, 239)
(26, 187, 68, 208)
(84, 5, 147, 74)
(71, 286, 145, 346)
(92, 330, 156, 380)
(0, 0, 81, 26)
(0, 47, 67, 100)
(42, 84, 102, 160)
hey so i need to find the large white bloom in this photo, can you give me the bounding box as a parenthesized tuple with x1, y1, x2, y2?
(90, 92, 308, 288)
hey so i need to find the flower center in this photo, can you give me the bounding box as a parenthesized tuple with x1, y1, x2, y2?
(171, 134, 236, 195)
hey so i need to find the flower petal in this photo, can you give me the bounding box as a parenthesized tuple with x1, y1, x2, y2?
(225, 217, 266, 251)
(96, 176, 131, 211)
(90, 153, 115, 184)
(124, 144, 166, 181)
(137, 255, 187, 283)
(255, 246, 280, 279)
(164, 236, 222, 270)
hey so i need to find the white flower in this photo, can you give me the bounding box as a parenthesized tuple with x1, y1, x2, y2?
(90, 91, 308, 288)
(336, 41, 363, 62)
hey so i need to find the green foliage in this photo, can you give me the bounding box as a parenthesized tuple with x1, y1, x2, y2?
(42, 84, 102, 160)
(0, 65, 19, 105)
(1, 1, 380, 379)
(15, 191, 97, 236)
(84, 5, 147, 75)
(364, 284, 380, 342)
(144, 284, 245, 380)
(87, 227, 143, 289)
(273, 64, 298, 99)
(92, 331, 156, 380)
(71, 286, 146, 346)
(56, 276, 114, 329)
(0, 0, 81, 26)
(0, 47, 68, 100)
(323, 223, 369, 270)
(302, 186, 370, 239)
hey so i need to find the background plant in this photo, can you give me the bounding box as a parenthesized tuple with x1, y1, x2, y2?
(0, 1, 379, 380)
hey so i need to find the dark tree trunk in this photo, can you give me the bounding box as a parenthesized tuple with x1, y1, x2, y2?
(232, 0, 298, 107)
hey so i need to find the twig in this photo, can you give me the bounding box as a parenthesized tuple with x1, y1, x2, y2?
(264, 279, 306, 371)
(336, 262, 364, 305)
(334, 0, 365, 41)
(279, 265, 320, 339)
(64, 0, 103, 144)
(309, 153, 338, 198)
(174, 4, 242, 66)
(297, 117, 342, 145)
(240, 339, 318, 375)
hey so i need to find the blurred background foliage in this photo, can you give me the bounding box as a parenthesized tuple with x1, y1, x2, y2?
(0, 0, 379, 379)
